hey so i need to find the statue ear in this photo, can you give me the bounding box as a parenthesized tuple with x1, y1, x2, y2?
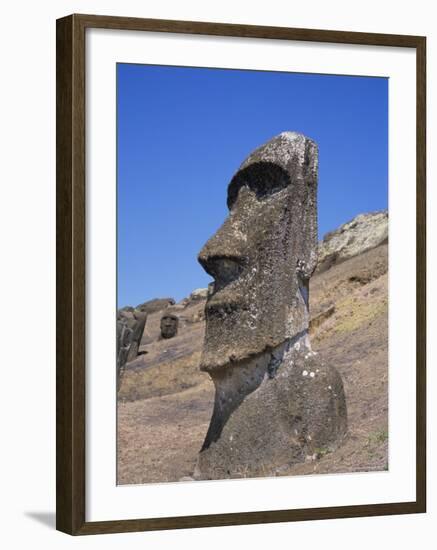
(287, 140, 318, 278)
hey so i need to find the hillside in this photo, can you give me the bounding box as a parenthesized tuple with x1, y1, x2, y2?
(117, 211, 388, 484)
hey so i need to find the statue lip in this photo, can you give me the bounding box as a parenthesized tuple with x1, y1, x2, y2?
(205, 292, 243, 312)
(199, 255, 246, 293)
(205, 265, 247, 313)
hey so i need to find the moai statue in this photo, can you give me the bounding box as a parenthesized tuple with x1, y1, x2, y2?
(126, 309, 148, 362)
(160, 313, 179, 339)
(116, 311, 134, 388)
(116, 308, 148, 389)
(194, 132, 347, 479)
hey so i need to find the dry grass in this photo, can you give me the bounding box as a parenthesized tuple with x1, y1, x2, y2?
(118, 351, 207, 402)
(117, 382, 213, 484)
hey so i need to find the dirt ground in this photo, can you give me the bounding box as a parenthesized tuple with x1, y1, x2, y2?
(117, 244, 388, 485)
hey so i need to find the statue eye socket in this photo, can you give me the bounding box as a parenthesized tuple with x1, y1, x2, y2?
(227, 161, 290, 209)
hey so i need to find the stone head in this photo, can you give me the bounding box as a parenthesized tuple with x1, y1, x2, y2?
(198, 132, 318, 372)
(160, 313, 179, 339)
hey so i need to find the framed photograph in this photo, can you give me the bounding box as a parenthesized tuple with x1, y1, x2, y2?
(56, 14, 426, 535)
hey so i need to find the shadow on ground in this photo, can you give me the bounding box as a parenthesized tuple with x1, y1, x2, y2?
(25, 511, 56, 529)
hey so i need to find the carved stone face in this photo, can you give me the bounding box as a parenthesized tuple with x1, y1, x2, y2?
(160, 314, 179, 339)
(198, 132, 318, 372)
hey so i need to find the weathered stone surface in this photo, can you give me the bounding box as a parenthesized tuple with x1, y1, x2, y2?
(317, 210, 388, 273)
(136, 297, 175, 314)
(117, 309, 148, 387)
(126, 311, 148, 362)
(189, 288, 208, 301)
(176, 288, 208, 310)
(198, 132, 319, 371)
(119, 309, 135, 320)
(119, 305, 135, 313)
(160, 313, 179, 339)
(117, 319, 132, 388)
(195, 342, 347, 479)
(195, 132, 347, 479)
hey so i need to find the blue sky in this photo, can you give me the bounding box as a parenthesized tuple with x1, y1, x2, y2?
(117, 64, 388, 307)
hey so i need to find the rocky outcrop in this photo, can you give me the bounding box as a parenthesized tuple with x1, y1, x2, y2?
(317, 210, 388, 273)
(135, 297, 175, 314)
(189, 288, 208, 301)
(176, 288, 209, 309)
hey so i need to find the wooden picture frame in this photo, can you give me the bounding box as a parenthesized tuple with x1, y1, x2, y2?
(56, 13, 426, 535)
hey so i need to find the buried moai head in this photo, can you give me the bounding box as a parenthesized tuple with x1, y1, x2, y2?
(198, 132, 318, 372)
(160, 313, 179, 339)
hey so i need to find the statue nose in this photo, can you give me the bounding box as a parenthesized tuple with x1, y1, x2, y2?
(198, 217, 247, 291)
(198, 254, 245, 292)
